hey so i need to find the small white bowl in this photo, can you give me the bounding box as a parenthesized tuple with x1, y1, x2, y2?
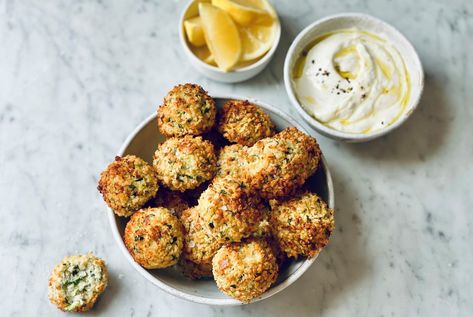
(179, 0, 281, 83)
(284, 13, 424, 142)
(108, 95, 334, 305)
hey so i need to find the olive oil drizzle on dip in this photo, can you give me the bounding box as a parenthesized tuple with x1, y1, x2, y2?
(292, 29, 411, 134)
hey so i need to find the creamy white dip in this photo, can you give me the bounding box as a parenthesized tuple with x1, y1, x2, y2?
(293, 29, 410, 134)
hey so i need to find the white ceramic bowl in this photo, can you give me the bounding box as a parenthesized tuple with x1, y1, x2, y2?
(108, 95, 334, 305)
(284, 13, 424, 142)
(179, 0, 281, 83)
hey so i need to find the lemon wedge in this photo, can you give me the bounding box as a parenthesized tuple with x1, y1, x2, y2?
(211, 0, 272, 26)
(199, 3, 241, 71)
(239, 23, 277, 61)
(184, 16, 206, 47)
(242, 0, 277, 17)
(190, 44, 216, 65)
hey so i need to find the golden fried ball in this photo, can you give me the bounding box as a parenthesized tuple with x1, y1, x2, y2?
(98, 155, 159, 217)
(180, 207, 223, 267)
(245, 127, 321, 199)
(124, 207, 183, 269)
(48, 253, 108, 312)
(157, 83, 216, 137)
(153, 135, 217, 192)
(150, 189, 190, 218)
(218, 100, 274, 146)
(197, 180, 269, 243)
(215, 144, 248, 180)
(270, 191, 334, 258)
(212, 239, 278, 302)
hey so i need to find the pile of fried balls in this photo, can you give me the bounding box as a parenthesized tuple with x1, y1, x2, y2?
(98, 83, 335, 302)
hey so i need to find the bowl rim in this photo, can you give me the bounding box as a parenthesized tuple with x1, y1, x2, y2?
(107, 94, 335, 305)
(178, 0, 282, 75)
(283, 12, 425, 142)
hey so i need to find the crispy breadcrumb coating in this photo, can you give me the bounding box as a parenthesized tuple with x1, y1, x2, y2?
(270, 191, 334, 258)
(179, 180, 271, 278)
(180, 207, 224, 267)
(98, 155, 158, 217)
(212, 239, 278, 302)
(124, 207, 183, 269)
(215, 144, 248, 180)
(48, 253, 108, 312)
(244, 127, 321, 199)
(157, 83, 216, 137)
(153, 135, 217, 192)
(197, 180, 269, 243)
(218, 100, 274, 146)
(212, 128, 320, 199)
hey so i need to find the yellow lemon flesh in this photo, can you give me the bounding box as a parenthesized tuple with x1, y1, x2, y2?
(199, 3, 241, 72)
(184, 16, 206, 47)
(190, 45, 216, 65)
(239, 23, 277, 61)
(211, 0, 273, 26)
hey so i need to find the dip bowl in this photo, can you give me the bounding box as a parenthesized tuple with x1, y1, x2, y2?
(284, 13, 424, 142)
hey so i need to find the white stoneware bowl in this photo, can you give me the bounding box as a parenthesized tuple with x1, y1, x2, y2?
(108, 95, 334, 305)
(179, 0, 281, 83)
(284, 13, 424, 142)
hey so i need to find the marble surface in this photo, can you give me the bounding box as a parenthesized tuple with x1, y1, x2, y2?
(1, 0, 472, 316)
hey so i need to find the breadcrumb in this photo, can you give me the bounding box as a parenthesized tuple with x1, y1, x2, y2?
(180, 207, 223, 267)
(157, 83, 216, 137)
(98, 155, 158, 217)
(197, 180, 269, 243)
(244, 127, 321, 199)
(124, 207, 183, 269)
(212, 239, 278, 302)
(48, 253, 108, 312)
(218, 100, 274, 146)
(270, 191, 334, 258)
(153, 135, 217, 192)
